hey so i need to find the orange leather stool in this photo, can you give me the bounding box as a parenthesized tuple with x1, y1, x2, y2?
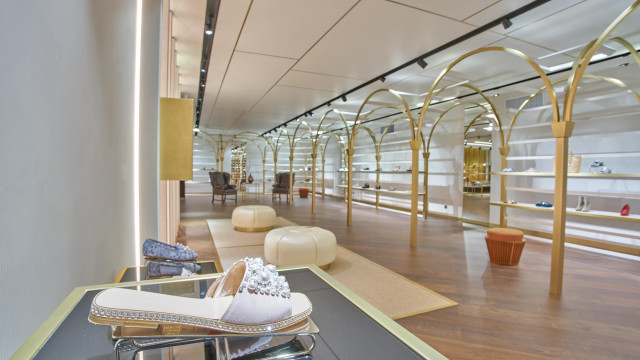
(299, 187, 310, 198)
(485, 228, 525, 265)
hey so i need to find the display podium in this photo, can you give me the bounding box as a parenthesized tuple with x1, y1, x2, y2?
(15, 265, 447, 360)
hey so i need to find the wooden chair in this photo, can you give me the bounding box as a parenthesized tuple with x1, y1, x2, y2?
(272, 172, 294, 202)
(209, 172, 237, 204)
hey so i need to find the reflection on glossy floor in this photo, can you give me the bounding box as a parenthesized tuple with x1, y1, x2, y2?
(462, 193, 490, 223)
(181, 193, 640, 360)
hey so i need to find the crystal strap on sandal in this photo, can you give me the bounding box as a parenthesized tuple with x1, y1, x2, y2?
(88, 257, 312, 334)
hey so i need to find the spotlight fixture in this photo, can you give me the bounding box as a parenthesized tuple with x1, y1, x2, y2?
(201, 83, 205, 88)
(417, 58, 428, 69)
(304, 113, 308, 117)
(205, 16, 213, 35)
(201, 68, 206, 73)
(620, 62, 629, 67)
(379, 76, 386, 83)
(327, 102, 331, 107)
(309, 111, 313, 116)
(198, 98, 202, 102)
(501, 18, 512, 29)
(492, 93, 499, 97)
(341, 95, 347, 102)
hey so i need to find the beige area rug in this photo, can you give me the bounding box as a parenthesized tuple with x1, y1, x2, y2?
(206, 218, 457, 319)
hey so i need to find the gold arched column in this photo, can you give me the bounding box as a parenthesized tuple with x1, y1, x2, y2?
(312, 111, 351, 214)
(350, 89, 415, 236)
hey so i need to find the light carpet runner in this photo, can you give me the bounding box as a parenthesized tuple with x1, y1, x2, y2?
(207, 218, 457, 319)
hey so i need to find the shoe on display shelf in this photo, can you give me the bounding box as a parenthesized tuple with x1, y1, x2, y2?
(535, 201, 553, 208)
(89, 257, 312, 334)
(621, 204, 630, 216)
(142, 238, 198, 261)
(147, 261, 201, 278)
(502, 167, 515, 172)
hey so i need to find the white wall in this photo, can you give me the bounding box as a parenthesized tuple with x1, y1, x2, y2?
(0, 0, 161, 357)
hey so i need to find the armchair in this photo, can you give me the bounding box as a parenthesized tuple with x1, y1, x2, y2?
(209, 172, 237, 204)
(272, 172, 294, 202)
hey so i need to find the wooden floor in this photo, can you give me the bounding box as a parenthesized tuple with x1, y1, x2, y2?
(181, 193, 640, 360)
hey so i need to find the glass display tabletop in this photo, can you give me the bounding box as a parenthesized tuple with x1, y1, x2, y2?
(14, 265, 447, 359)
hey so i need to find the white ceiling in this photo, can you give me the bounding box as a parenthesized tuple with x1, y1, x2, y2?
(170, 0, 640, 135)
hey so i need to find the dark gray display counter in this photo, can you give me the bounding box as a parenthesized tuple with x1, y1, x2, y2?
(14, 265, 446, 359)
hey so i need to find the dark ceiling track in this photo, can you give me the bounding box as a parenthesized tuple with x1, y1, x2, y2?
(194, 0, 221, 129)
(260, 0, 551, 135)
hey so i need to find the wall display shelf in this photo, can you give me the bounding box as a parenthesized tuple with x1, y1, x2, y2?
(339, 169, 424, 174)
(492, 172, 640, 179)
(230, 150, 246, 185)
(490, 202, 639, 223)
(489, 86, 640, 260)
(337, 185, 423, 196)
(505, 186, 640, 199)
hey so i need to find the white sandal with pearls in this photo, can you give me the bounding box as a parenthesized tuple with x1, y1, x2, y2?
(89, 258, 312, 334)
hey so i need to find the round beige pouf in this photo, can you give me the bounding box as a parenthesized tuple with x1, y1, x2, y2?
(231, 205, 276, 232)
(264, 226, 336, 269)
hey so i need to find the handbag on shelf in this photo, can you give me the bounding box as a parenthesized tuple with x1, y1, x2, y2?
(553, 144, 582, 173)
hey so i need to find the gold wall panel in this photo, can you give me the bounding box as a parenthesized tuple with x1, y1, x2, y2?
(160, 98, 193, 180)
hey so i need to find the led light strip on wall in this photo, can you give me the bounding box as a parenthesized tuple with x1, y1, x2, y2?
(134, 0, 143, 281)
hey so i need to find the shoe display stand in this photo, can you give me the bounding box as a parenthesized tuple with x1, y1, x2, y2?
(115, 260, 218, 283)
(111, 319, 318, 360)
(231, 147, 247, 186)
(241, 183, 261, 201)
(142, 257, 201, 280)
(16, 266, 445, 360)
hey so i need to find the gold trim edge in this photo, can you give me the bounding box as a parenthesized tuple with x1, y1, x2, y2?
(279, 264, 449, 359)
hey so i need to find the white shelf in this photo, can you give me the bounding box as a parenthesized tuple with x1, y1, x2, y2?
(490, 202, 639, 223)
(506, 186, 640, 199)
(337, 185, 423, 196)
(338, 170, 421, 174)
(492, 172, 640, 179)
